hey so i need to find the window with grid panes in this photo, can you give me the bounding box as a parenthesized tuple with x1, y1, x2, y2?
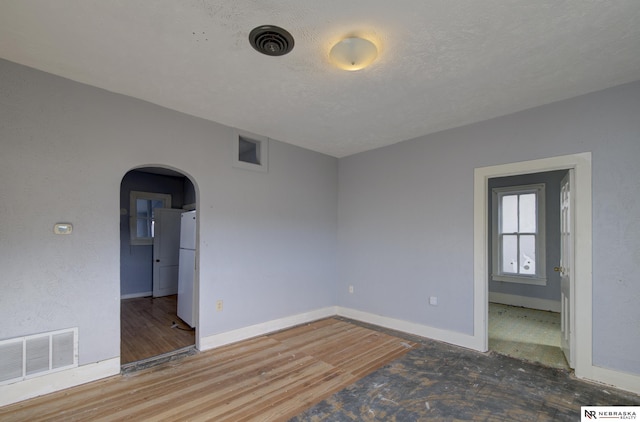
(492, 184, 546, 285)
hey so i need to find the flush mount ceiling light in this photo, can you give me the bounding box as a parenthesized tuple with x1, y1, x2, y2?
(249, 25, 294, 56)
(329, 37, 378, 71)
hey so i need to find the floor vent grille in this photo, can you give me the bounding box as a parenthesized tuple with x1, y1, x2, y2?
(0, 328, 78, 385)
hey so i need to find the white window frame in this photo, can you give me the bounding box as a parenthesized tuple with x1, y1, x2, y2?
(129, 191, 171, 245)
(491, 183, 546, 285)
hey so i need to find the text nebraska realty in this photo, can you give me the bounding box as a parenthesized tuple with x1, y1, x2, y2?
(585, 409, 637, 419)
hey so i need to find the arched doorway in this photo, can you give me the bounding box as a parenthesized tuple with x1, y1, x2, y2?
(119, 166, 198, 367)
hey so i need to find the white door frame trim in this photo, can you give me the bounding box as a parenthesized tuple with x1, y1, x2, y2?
(473, 152, 592, 378)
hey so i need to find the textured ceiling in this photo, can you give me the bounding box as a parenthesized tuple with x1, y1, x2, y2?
(1, 1, 639, 157)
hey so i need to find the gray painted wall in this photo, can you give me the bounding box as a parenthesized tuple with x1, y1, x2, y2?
(119, 170, 193, 296)
(1, 56, 639, 378)
(488, 170, 567, 301)
(0, 59, 338, 365)
(338, 80, 640, 375)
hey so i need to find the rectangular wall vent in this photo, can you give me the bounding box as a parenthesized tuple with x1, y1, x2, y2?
(0, 328, 78, 385)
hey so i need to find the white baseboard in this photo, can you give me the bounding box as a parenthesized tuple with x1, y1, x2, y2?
(0, 357, 120, 407)
(198, 307, 337, 351)
(336, 307, 483, 351)
(578, 365, 640, 395)
(198, 305, 480, 353)
(120, 291, 152, 300)
(489, 292, 561, 312)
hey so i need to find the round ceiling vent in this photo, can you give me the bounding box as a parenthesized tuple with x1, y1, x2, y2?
(249, 25, 294, 56)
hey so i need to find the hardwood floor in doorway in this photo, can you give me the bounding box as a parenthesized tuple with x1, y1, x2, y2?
(121, 295, 195, 364)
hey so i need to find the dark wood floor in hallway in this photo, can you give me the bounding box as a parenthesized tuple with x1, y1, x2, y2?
(120, 295, 195, 364)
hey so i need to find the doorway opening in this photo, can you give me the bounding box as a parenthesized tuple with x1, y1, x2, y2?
(473, 152, 592, 377)
(487, 170, 569, 369)
(119, 167, 198, 367)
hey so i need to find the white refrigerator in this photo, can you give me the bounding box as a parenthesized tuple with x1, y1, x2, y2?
(178, 210, 196, 328)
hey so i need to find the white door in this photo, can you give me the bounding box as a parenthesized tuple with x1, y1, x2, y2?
(152, 208, 183, 298)
(180, 210, 197, 249)
(177, 248, 196, 327)
(559, 171, 575, 368)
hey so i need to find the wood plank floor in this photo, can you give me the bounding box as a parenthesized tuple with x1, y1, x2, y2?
(1, 318, 416, 421)
(121, 295, 195, 364)
(293, 321, 640, 421)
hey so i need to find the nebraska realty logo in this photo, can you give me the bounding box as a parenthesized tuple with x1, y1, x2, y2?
(582, 406, 639, 420)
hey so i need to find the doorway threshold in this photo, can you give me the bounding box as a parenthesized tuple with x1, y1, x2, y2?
(121, 345, 197, 375)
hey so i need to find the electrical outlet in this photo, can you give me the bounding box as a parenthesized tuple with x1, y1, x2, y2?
(349, 285, 354, 294)
(216, 300, 223, 312)
(429, 296, 438, 306)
